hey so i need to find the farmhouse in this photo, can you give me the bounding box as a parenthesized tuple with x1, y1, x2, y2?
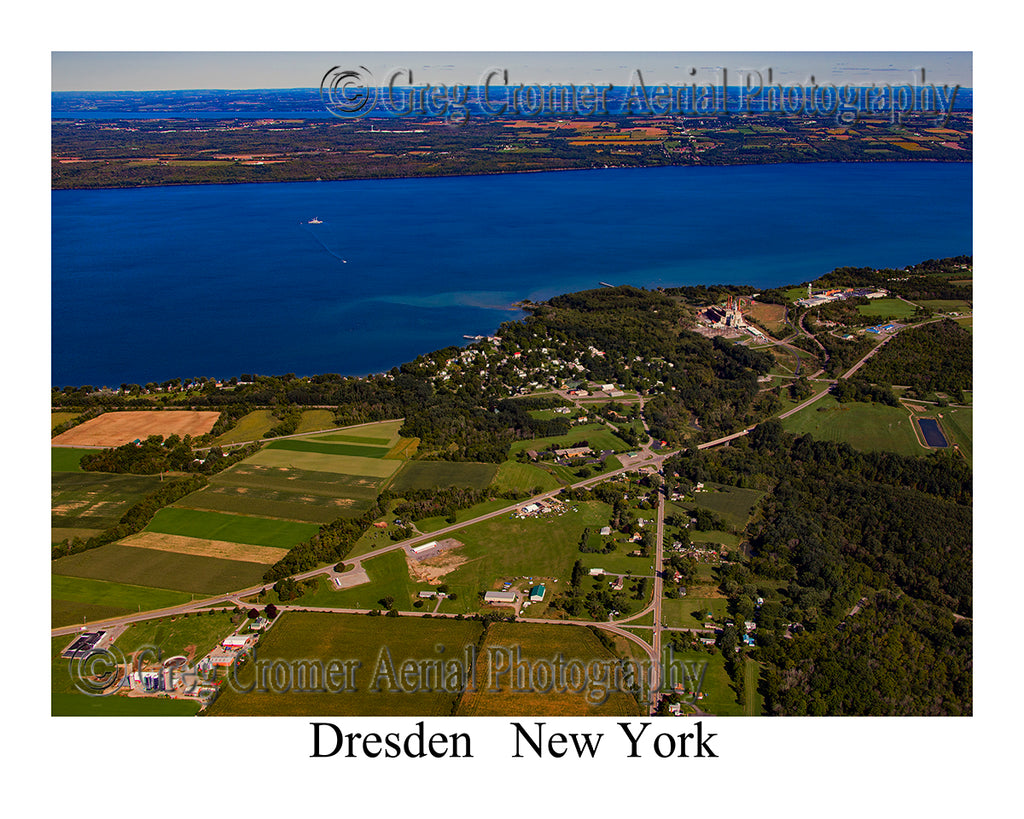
(529, 584, 546, 602)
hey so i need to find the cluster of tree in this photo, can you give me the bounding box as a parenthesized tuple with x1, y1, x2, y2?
(760, 591, 971, 715)
(858, 319, 972, 395)
(389, 486, 491, 523)
(577, 527, 616, 555)
(272, 576, 318, 602)
(52, 474, 207, 559)
(830, 378, 899, 406)
(79, 435, 260, 476)
(556, 560, 634, 621)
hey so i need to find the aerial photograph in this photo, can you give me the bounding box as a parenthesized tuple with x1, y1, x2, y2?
(50, 45, 975, 748)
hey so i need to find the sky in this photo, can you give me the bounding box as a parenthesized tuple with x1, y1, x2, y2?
(51, 51, 973, 92)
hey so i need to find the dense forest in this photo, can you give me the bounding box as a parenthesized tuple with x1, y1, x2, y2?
(859, 319, 973, 394)
(664, 420, 972, 715)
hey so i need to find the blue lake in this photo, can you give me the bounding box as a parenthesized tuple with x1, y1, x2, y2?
(918, 417, 950, 448)
(51, 162, 971, 387)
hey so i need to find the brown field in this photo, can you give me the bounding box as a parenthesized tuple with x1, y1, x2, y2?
(52, 411, 221, 447)
(744, 301, 787, 334)
(121, 531, 289, 564)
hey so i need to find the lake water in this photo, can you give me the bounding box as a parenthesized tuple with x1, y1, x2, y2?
(51, 162, 972, 387)
(918, 418, 950, 448)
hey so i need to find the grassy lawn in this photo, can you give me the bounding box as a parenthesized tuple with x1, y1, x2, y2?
(781, 395, 925, 457)
(662, 597, 728, 628)
(114, 611, 239, 661)
(206, 612, 484, 716)
(213, 410, 279, 445)
(661, 648, 744, 716)
(52, 576, 193, 627)
(282, 550, 433, 610)
(855, 298, 920, 320)
(490, 461, 562, 494)
(149, 507, 319, 548)
(413, 498, 515, 535)
(954, 316, 973, 333)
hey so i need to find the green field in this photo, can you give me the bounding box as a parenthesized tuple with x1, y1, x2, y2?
(51, 447, 94, 472)
(213, 410, 279, 445)
(51, 575, 193, 627)
(266, 439, 389, 458)
(390, 460, 498, 492)
(114, 611, 239, 661)
(207, 611, 484, 716)
(490, 461, 563, 494)
(52, 472, 165, 534)
(457, 621, 643, 716)
(52, 693, 203, 716)
(150, 507, 318, 547)
(52, 542, 270, 594)
(855, 298, 920, 320)
(781, 395, 926, 457)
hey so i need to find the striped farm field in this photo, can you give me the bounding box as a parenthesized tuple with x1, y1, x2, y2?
(121, 531, 290, 564)
(212, 464, 384, 497)
(147, 507, 319, 548)
(244, 447, 404, 477)
(265, 439, 389, 458)
(52, 542, 270, 594)
(52, 471, 165, 536)
(384, 437, 420, 460)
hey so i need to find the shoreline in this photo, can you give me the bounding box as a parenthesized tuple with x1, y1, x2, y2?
(50, 156, 972, 194)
